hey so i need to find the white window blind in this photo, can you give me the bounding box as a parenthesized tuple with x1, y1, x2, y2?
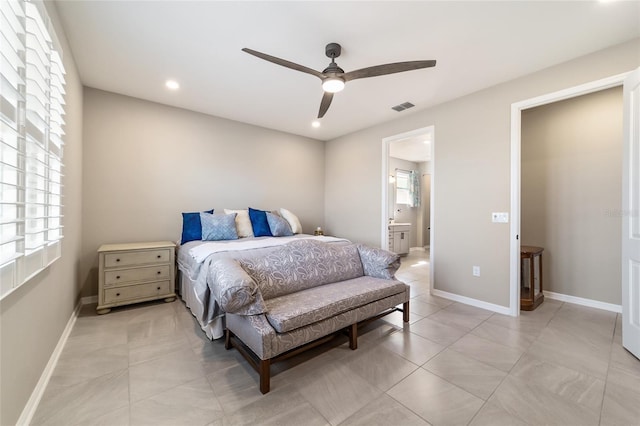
(0, 0, 66, 299)
(395, 170, 411, 205)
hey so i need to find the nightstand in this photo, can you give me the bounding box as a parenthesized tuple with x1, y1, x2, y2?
(96, 241, 176, 314)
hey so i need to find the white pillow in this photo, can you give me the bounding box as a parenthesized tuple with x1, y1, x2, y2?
(224, 209, 254, 238)
(279, 208, 302, 234)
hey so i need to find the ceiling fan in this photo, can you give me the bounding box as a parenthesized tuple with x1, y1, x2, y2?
(242, 43, 436, 119)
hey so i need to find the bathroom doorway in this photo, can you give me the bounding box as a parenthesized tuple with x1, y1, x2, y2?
(382, 126, 434, 265)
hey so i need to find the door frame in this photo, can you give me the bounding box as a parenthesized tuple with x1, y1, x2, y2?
(508, 72, 630, 316)
(382, 125, 435, 288)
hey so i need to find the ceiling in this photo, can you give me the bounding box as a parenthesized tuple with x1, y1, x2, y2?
(390, 132, 432, 163)
(53, 1, 640, 141)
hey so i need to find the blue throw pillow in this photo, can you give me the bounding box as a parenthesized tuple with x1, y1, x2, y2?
(200, 212, 238, 241)
(181, 209, 214, 245)
(266, 212, 293, 237)
(248, 207, 273, 237)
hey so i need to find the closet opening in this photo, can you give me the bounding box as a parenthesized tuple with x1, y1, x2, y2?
(509, 73, 628, 316)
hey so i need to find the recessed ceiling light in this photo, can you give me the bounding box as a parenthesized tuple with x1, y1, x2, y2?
(311, 120, 321, 128)
(165, 80, 180, 90)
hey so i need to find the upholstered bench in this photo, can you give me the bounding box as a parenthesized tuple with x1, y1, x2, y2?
(209, 239, 410, 393)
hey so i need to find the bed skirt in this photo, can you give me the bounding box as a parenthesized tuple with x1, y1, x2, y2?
(178, 270, 224, 340)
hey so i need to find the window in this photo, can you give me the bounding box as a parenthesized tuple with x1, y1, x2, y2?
(395, 170, 411, 205)
(1, 0, 66, 299)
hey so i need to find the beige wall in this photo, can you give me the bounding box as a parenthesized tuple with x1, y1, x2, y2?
(0, 3, 84, 425)
(325, 39, 639, 308)
(80, 89, 325, 296)
(522, 87, 623, 305)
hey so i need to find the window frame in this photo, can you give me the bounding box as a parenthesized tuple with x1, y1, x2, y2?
(1, 0, 66, 299)
(395, 170, 411, 205)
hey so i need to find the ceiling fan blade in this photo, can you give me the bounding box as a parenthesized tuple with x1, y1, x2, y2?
(242, 48, 325, 80)
(318, 92, 334, 118)
(343, 60, 436, 82)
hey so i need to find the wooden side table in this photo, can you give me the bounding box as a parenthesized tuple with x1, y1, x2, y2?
(520, 245, 544, 311)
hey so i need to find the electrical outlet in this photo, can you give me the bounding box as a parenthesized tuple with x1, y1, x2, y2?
(473, 266, 480, 277)
(492, 212, 509, 223)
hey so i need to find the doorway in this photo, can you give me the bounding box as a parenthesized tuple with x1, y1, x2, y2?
(382, 126, 434, 285)
(521, 87, 622, 309)
(509, 73, 630, 316)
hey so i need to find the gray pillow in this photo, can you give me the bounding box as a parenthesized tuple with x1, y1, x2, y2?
(357, 244, 401, 279)
(210, 258, 265, 315)
(200, 212, 238, 241)
(266, 212, 293, 237)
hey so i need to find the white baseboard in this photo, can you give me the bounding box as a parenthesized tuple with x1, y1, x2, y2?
(81, 295, 97, 305)
(544, 291, 622, 313)
(430, 289, 621, 318)
(16, 301, 82, 426)
(431, 289, 512, 316)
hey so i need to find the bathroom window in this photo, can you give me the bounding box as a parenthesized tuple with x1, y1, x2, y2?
(396, 170, 411, 205)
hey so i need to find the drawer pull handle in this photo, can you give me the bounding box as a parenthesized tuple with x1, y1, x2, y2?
(116, 276, 120, 279)
(157, 255, 162, 259)
(157, 286, 161, 290)
(157, 271, 161, 275)
(116, 292, 120, 296)
(116, 258, 120, 262)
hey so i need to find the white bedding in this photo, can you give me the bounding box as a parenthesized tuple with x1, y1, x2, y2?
(177, 234, 349, 339)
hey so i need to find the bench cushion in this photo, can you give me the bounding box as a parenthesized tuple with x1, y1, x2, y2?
(240, 240, 364, 300)
(264, 276, 407, 333)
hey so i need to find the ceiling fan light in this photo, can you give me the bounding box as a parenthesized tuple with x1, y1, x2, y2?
(322, 77, 345, 93)
(165, 79, 180, 90)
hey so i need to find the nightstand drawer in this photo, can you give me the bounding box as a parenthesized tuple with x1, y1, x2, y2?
(104, 265, 171, 286)
(104, 249, 171, 268)
(104, 281, 172, 304)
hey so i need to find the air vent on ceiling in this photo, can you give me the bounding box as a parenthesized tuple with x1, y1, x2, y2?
(391, 102, 415, 112)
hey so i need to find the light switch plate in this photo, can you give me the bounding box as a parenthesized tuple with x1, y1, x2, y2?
(492, 212, 509, 223)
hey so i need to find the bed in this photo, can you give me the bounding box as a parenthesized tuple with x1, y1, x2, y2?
(177, 234, 349, 339)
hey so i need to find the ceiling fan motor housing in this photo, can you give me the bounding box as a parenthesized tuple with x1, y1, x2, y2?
(325, 43, 341, 59)
(322, 63, 345, 74)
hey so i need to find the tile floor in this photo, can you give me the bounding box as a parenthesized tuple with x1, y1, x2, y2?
(32, 249, 640, 426)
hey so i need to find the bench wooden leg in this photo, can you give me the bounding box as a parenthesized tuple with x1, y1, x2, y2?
(403, 301, 410, 323)
(224, 329, 232, 350)
(259, 359, 271, 394)
(348, 323, 358, 350)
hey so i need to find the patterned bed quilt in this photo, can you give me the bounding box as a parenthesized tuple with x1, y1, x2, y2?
(177, 235, 350, 334)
